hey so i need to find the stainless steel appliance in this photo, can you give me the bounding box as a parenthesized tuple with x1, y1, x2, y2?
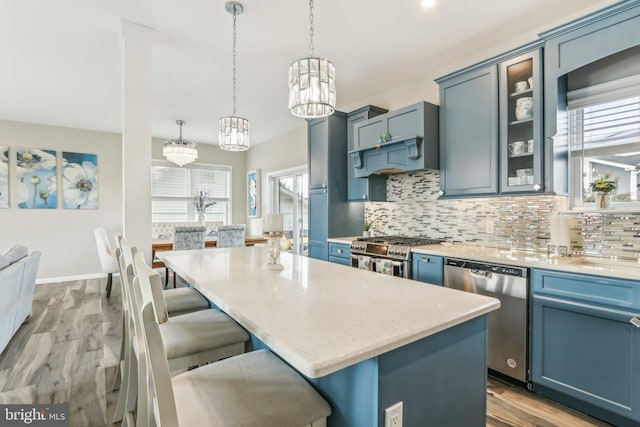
(350, 236, 442, 279)
(443, 257, 529, 384)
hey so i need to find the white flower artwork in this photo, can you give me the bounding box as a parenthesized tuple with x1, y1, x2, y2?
(16, 147, 57, 209)
(62, 152, 98, 209)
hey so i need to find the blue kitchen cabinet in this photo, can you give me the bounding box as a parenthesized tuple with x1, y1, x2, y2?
(437, 41, 550, 198)
(411, 253, 443, 286)
(328, 242, 351, 266)
(351, 102, 439, 178)
(530, 269, 640, 427)
(437, 64, 499, 197)
(347, 106, 388, 202)
(308, 113, 364, 262)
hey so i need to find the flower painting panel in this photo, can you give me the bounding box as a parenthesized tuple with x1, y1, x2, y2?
(247, 169, 260, 218)
(16, 147, 57, 209)
(62, 152, 98, 209)
(0, 147, 8, 208)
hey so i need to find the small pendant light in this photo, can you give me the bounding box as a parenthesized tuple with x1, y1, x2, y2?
(288, 0, 336, 119)
(219, 1, 250, 151)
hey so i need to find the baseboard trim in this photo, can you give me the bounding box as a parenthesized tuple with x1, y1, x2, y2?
(36, 272, 120, 285)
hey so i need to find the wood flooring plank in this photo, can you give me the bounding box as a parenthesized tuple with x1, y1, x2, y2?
(0, 369, 9, 391)
(69, 350, 107, 427)
(31, 340, 77, 405)
(0, 385, 36, 404)
(2, 332, 54, 392)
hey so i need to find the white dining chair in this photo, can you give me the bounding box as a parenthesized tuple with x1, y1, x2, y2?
(135, 258, 332, 427)
(93, 228, 118, 297)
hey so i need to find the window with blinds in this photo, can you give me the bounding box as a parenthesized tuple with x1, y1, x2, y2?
(151, 162, 231, 223)
(568, 78, 640, 207)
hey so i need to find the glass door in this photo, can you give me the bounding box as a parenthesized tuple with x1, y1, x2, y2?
(500, 49, 543, 193)
(271, 170, 308, 255)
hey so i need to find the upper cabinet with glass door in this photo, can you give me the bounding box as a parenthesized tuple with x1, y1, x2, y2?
(499, 49, 544, 193)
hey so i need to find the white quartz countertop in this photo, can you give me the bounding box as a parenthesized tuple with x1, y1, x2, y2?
(326, 236, 360, 244)
(159, 246, 499, 378)
(412, 243, 640, 281)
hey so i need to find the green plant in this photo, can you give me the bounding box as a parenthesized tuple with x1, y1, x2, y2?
(589, 176, 617, 194)
(363, 218, 375, 231)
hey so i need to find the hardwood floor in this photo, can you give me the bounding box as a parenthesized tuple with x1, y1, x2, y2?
(0, 278, 614, 427)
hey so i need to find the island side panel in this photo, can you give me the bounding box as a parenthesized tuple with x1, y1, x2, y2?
(378, 315, 488, 427)
(309, 359, 379, 427)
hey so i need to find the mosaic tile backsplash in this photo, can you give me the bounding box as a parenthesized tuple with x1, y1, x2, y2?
(364, 170, 640, 260)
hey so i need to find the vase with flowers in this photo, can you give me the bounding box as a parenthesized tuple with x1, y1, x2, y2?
(193, 190, 216, 225)
(589, 177, 616, 209)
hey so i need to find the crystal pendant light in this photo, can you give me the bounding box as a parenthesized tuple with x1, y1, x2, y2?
(163, 120, 198, 167)
(219, 2, 250, 151)
(288, 0, 335, 119)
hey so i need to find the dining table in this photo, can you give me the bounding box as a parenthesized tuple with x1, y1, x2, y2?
(158, 245, 499, 427)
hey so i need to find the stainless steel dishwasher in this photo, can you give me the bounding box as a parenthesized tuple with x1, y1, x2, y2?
(444, 257, 529, 384)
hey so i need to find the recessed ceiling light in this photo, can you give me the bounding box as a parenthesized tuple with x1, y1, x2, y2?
(615, 151, 640, 157)
(421, 0, 436, 8)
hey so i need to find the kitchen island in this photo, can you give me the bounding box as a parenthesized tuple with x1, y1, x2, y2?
(159, 246, 500, 427)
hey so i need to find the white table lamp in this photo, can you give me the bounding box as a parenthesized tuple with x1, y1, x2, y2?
(263, 214, 284, 270)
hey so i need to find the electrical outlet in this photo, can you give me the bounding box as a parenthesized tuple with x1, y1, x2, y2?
(485, 219, 494, 234)
(385, 402, 403, 427)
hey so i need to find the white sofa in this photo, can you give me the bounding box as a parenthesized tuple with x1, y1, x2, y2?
(0, 246, 41, 355)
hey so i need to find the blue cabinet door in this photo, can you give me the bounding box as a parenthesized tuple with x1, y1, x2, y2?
(308, 190, 328, 261)
(347, 106, 388, 201)
(308, 118, 329, 190)
(411, 253, 443, 286)
(499, 49, 544, 194)
(531, 294, 640, 424)
(530, 269, 640, 426)
(438, 65, 499, 197)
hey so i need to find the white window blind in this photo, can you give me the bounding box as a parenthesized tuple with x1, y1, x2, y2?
(151, 162, 231, 223)
(568, 88, 640, 206)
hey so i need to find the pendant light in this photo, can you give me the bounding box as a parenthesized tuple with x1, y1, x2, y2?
(288, 0, 336, 119)
(163, 120, 198, 167)
(219, 1, 250, 151)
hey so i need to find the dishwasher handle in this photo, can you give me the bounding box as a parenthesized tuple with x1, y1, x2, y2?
(445, 257, 527, 278)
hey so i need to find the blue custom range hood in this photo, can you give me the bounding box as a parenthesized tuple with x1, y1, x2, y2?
(350, 101, 439, 177)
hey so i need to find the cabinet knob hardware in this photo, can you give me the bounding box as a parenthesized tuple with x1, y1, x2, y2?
(533, 184, 542, 191)
(337, 249, 343, 254)
(438, 190, 445, 197)
(362, 194, 367, 199)
(421, 257, 430, 262)
(630, 316, 640, 328)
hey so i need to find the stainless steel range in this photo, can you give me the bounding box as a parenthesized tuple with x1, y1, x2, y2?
(350, 236, 443, 278)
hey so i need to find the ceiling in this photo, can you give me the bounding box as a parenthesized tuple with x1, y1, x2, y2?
(0, 0, 620, 146)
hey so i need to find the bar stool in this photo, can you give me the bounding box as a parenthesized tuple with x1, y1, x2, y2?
(112, 240, 249, 424)
(112, 235, 210, 393)
(134, 253, 332, 427)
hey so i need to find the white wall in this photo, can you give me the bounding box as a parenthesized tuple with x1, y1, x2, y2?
(245, 126, 307, 235)
(0, 120, 122, 281)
